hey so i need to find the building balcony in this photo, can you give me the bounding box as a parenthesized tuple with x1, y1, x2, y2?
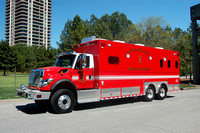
(16, 0, 28, 4)
(15, 19, 27, 23)
(34, 0, 43, 4)
(6, 13, 10, 16)
(15, 7, 28, 12)
(15, 11, 28, 16)
(32, 31, 40, 35)
(33, 16, 43, 21)
(15, 24, 27, 29)
(16, 3, 28, 9)
(15, 6, 27, 12)
(5, 18, 10, 22)
(16, 1, 28, 6)
(15, 38, 27, 41)
(15, 13, 28, 17)
(15, 29, 27, 33)
(5, 6, 10, 11)
(6, 3, 10, 7)
(15, 22, 27, 27)
(15, 34, 28, 38)
(15, 41, 27, 44)
(5, 28, 9, 32)
(15, 16, 27, 22)
(15, 27, 27, 31)
(5, 9, 10, 13)
(33, 1, 43, 7)
(5, 26, 9, 29)
(33, 18, 43, 23)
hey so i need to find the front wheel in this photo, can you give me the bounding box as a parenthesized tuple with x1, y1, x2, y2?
(50, 89, 75, 114)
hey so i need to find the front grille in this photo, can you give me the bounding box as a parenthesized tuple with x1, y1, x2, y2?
(29, 69, 44, 86)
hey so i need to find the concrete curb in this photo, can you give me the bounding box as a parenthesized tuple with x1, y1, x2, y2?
(0, 98, 28, 103)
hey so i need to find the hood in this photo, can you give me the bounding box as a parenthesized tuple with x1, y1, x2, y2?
(39, 66, 70, 76)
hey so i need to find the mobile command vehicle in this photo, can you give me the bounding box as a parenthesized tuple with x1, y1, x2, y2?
(17, 36, 180, 113)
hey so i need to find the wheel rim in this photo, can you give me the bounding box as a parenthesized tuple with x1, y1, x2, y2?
(58, 95, 71, 110)
(160, 88, 166, 97)
(147, 89, 154, 99)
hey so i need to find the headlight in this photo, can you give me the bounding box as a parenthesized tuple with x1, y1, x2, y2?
(38, 78, 54, 87)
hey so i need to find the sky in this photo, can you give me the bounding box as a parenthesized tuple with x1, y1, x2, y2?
(0, 0, 200, 48)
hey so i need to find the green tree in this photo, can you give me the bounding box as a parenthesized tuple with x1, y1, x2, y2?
(13, 44, 59, 72)
(135, 16, 172, 48)
(0, 40, 17, 75)
(110, 12, 132, 40)
(172, 28, 192, 76)
(57, 15, 88, 50)
(57, 12, 133, 50)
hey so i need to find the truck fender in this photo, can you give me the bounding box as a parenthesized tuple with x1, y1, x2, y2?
(50, 79, 77, 100)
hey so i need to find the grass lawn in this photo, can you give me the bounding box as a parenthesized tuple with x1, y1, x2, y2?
(0, 75, 29, 99)
(180, 84, 195, 88)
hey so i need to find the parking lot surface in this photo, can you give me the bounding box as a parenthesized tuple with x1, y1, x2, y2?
(0, 88, 200, 133)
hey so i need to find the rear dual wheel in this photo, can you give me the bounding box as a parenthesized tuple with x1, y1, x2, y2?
(156, 85, 167, 100)
(144, 86, 155, 102)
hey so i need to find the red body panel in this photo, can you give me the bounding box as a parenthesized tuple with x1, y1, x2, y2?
(73, 40, 179, 93)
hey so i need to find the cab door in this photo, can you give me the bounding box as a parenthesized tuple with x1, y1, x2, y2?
(72, 54, 94, 89)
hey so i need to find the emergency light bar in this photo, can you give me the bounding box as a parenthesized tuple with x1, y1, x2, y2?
(57, 51, 76, 57)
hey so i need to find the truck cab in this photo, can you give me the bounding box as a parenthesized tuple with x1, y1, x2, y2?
(17, 51, 95, 113)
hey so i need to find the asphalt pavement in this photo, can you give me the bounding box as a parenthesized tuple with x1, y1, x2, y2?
(0, 88, 200, 133)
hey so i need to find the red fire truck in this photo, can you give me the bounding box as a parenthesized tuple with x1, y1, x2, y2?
(17, 36, 180, 113)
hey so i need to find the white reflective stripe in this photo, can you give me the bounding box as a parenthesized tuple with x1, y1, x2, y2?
(72, 76, 79, 80)
(95, 75, 179, 80)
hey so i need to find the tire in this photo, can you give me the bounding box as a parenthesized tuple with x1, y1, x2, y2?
(144, 86, 155, 102)
(50, 89, 75, 114)
(156, 85, 167, 100)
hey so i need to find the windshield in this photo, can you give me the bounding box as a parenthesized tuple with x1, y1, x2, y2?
(55, 55, 76, 68)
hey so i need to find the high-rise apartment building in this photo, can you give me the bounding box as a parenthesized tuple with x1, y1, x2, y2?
(5, 0, 51, 49)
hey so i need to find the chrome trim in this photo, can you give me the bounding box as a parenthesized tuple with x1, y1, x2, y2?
(122, 87, 140, 95)
(77, 89, 100, 103)
(58, 95, 71, 109)
(102, 88, 121, 97)
(29, 69, 44, 86)
(16, 85, 50, 100)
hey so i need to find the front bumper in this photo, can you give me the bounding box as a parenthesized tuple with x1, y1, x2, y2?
(16, 85, 50, 100)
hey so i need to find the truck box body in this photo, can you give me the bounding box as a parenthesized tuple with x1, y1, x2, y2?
(74, 39, 179, 100)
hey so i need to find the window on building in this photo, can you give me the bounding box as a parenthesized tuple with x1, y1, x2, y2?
(160, 59, 163, 68)
(108, 56, 119, 64)
(168, 60, 171, 68)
